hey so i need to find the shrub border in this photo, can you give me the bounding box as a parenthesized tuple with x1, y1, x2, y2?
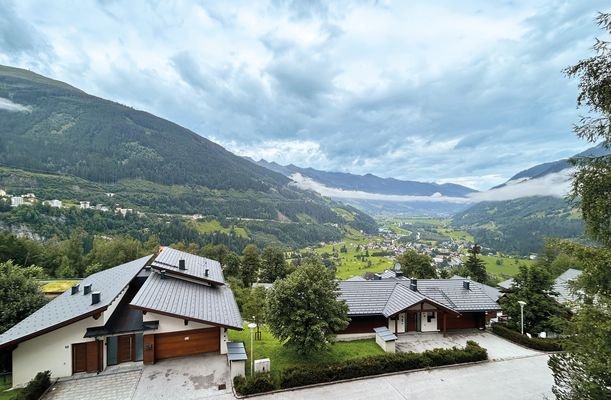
(233, 341, 488, 397)
(491, 323, 563, 351)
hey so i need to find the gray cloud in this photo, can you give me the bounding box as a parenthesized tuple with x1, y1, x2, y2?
(0, 0, 608, 190)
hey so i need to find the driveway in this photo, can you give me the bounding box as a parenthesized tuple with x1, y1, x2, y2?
(42, 369, 142, 400)
(132, 353, 232, 400)
(256, 354, 554, 400)
(396, 330, 541, 360)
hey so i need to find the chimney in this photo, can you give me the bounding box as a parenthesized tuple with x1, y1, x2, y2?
(409, 278, 418, 291)
(91, 291, 101, 305)
(463, 280, 470, 290)
(71, 284, 80, 295)
(160, 270, 166, 280)
(205, 269, 209, 277)
(396, 271, 404, 278)
(84, 284, 92, 295)
(179, 259, 186, 270)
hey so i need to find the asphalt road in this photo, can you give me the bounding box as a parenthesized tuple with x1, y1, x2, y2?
(257, 354, 554, 400)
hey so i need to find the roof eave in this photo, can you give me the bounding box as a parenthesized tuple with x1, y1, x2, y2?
(129, 304, 243, 331)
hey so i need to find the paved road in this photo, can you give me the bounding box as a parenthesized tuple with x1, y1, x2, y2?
(257, 354, 554, 400)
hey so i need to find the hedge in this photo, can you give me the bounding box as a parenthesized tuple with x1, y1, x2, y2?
(491, 323, 563, 351)
(234, 341, 487, 395)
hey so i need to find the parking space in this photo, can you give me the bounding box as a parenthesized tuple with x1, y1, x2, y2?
(396, 329, 541, 360)
(42, 369, 142, 400)
(132, 353, 233, 400)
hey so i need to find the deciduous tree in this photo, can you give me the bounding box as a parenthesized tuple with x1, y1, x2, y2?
(396, 250, 436, 279)
(266, 259, 349, 354)
(0, 261, 46, 334)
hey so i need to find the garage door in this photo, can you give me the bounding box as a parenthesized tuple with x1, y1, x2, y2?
(72, 341, 102, 374)
(155, 328, 220, 360)
(445, 312, 482, 329)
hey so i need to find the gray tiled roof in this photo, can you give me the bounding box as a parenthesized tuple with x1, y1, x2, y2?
(383, 284, 427, 317)
(553, 268, 582, 304)
(450, 275, 502, 301)
(338, 278, 500, 317)
(373, 326, 397, 342)
(0, 255, 151, 349)
(130, 272, 243, 330)
(152, 247, 225, 286)
(227, 342, 248, 361)
(498, 278, 514, 289)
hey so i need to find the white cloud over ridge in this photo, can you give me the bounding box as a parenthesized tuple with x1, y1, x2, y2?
(290, 173, 473, 203)
(0, 97, 31, 113)
(467, 168, 574, 202)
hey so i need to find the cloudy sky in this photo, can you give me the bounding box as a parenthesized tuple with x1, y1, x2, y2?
(1, 0, 608, 190)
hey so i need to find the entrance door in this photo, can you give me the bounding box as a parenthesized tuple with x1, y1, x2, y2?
(421, 311, 438, 332)
(117, 334, 135, 363)
(72, 341, 102, 374)
(397, 313, 406, 333)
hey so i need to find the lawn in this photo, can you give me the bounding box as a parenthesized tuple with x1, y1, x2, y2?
(227, 324, 383, 375)
(0, 382, 21, 400)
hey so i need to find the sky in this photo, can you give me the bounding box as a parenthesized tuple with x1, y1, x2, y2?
(1, 0, 609, 191)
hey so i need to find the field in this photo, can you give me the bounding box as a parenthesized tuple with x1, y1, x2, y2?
(187, 219, 249, 238)
(302, 228, 394, 279)
(461, 254, 534, 279)
(227, 324, 383, 375)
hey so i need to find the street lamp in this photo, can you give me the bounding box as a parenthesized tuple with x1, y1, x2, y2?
(517, 301, 527, 335)
(248, 322, 257, 375)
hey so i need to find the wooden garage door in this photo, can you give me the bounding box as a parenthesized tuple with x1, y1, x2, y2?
(155, 328, 220, 360)
(446, 312, 481, 329)
(72, 341, 102, 374)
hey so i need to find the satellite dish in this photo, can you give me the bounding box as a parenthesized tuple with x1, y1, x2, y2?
(394, 263, 401, 271)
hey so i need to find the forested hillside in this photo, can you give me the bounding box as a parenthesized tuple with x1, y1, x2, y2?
(0, 65, 378, 240)
(452, 197, 583, 254)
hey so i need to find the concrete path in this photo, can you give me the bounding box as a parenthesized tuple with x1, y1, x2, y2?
(42, 369, 141, 400)
(132, 354, 232, 400)
(396, 330, 541, 360)
(257, 354, 554, 400)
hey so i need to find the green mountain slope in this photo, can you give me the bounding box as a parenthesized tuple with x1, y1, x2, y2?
(0, 65, 377, 245)
(452, 197, 583, 255)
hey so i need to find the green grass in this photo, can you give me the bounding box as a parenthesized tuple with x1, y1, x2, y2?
(228, 324, 383, 375)
(187, 219, 249, 238)
(462, 254, 534, 278)
(0, 382, 21, 400)
(436, 227, 474, 242)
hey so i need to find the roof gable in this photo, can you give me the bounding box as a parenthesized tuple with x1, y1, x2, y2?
(152, 247, 225, 286)
(0, 255, 151, 349)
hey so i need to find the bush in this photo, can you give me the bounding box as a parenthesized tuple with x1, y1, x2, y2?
(16, 371, 51, 400)
(492, 323, 563, 351)
(233, 342, 488, 395)
(233, 373, 276, 396)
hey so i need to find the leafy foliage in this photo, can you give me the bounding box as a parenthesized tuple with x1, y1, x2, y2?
(0, 261, 46, 334)
(491, 323, 563, 351)
(547, 13, 611, 400)
(463, 244, 488, 283)
(499, 264, 565, 334)
(15, 371, 51, 400)
(260, 247, 289, 282)
(241, 244, 260, 287)
(396, 250, 436, 278)
(266, 259, 349, 354)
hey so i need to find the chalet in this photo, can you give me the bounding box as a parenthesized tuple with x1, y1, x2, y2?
(0, 247, 243, 387)
(337, 278, 500, 338)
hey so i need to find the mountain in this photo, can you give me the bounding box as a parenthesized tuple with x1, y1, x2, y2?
(0, 65, 377, 247)
(453, 144, 609, 255)
(254, 159, 477, 217)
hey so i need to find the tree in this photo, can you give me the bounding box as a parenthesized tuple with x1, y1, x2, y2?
(500, 264, 565, 334)
(242, 286, 267, 326)
(223, 252, 241, 278)
(0, 261, 46, 334)
(241, 244, 260, 287)
(260, 247, 288, 282)
(464, 244, 487, 283)
(396, 250, 436, 278)
(548, 13, 611, 400)
(266, 259, 349, 354)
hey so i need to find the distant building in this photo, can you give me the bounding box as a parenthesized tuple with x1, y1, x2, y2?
(11, 197, 23, 207)
(105, 192, 115, 198)
(0, 189, 6, 197)
(79, 201, 90, 209)
(43, 199, 63, 208)
(22, 193, 36, 199)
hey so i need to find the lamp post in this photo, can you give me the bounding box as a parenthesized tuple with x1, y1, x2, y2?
(248, 322, 257, 375)
(517, 301, 527, 335)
